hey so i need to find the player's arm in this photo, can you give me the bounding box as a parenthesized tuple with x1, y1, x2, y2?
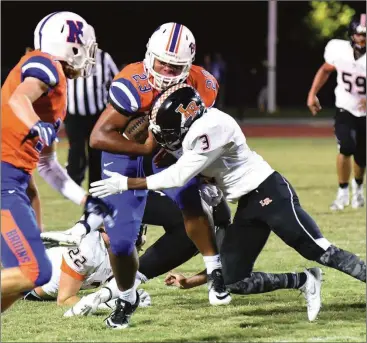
(8, 77, 48, 128)
(57, 253, 88, 306)
(38, 143, 88, 206)
(307, 40, 337, 116)
(26, 175, 43, 231)
(89, 147, 223, 197)
(307, 62, 336, 115)
(90, 77, 156, 156)
(164, 270, 207, 289)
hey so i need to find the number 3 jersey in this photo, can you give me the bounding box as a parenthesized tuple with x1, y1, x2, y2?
(147, 108, 274, 203)
(324, 39, 366, 117)
(41, 231, 112, 298)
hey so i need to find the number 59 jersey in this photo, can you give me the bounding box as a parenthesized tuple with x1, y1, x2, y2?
(324, 39, 366, 117)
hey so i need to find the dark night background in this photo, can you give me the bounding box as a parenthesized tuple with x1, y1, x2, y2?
(1, 1, 366, 113)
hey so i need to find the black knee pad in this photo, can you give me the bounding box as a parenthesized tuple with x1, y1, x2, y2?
(213, 198, 231, 228)
(293, 238, 325, 261)
(338, 136, 356, 157)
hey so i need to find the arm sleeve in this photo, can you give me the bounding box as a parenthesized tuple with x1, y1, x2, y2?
(21, 56, 59, 88)
(37, 152, 87, 205)
(108, 77, 142, 115)
(146, 148, 223, 190)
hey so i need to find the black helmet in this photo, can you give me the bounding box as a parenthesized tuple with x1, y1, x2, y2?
(149, 84, 206, 151)
(348, 13, 366, 53)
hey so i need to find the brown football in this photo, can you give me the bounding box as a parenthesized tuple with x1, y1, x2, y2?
(122, 114, 149, 144)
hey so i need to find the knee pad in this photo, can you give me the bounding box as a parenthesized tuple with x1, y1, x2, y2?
(292, 238, 325, 261)
(32, 255, 52, 287)
(110, 237, 135, 256)
(213, 199, 231, 228)
(339, 139, 356, 157)
(354, 150, 366, 168)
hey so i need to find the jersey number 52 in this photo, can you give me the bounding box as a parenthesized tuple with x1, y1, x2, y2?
(342, 72, 366, 95)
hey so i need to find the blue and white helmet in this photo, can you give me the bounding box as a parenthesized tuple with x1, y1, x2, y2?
(143, 23, 196, 91)
(34, 12, 97, 77)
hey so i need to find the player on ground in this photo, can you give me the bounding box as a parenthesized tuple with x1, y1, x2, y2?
(90, 84, 366, 321)
(1, 11, 115, 313)
(76, 23, 230, 329)
(24, 227, 151, 310)
(307, 14, 366, 210)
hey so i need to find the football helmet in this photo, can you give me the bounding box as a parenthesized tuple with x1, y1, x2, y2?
(149, 84, 205, 151)
(348, 13, 366, 54)
(34, 12, 97, 77)
(143, 23, 196, 91)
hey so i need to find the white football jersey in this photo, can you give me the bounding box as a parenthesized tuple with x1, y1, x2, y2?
(41, 231, 112, 298)
(324, 39, 366, 117)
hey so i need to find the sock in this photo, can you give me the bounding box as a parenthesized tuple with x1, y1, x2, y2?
(355, 178, 363, 186)
(317, 245, 366, 282)
(203, 255, 222, 274)
(339, 183, 349, 189)
(227, 272, 304, 294)
(286, 272, 307, 289)
(119, 287, 137, 305)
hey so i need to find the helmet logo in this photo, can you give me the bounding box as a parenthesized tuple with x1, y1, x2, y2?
(189, 42, 196, 55)
(66, 20, 84, 44)
(175, 101, 200, 119)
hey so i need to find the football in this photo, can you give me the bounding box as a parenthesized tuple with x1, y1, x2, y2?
(122, 114, 149, 144)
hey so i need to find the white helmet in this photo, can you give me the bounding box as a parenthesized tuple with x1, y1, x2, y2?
(34, 12, 97, 77)
(143, 23, 196, 91)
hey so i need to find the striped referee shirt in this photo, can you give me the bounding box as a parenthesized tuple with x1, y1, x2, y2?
(67, 48, 119, 116)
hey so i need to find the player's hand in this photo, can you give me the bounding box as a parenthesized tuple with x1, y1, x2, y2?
(89, 170, 128, 198)
(84, 195, 117, 229)
(358, 98, 366, 112)
(164, 272, 188, 289)
(307, 94, 322, 116)
(22, 120, 59, 146)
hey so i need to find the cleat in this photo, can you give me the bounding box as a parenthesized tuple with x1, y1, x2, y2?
(351, 179, 365, 209)
(98, 289, 151, 311)
(207, 269, 232, 306)
(105, 291, 140, 329)
(330, 189, 349, 211)
(299, 267, 323, 322)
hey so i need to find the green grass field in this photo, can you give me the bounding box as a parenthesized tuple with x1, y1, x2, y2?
(1, 137, 366, 343)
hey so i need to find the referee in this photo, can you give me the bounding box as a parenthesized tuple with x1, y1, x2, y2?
(65, 46, 119, 187)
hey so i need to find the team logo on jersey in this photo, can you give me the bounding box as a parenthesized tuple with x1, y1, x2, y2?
(175, 101, 200, 119)
(259, 197, 273, 207)
(66, 20, 84, 44)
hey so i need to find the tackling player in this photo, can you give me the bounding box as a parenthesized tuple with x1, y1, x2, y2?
(307, 14, 366, 210)
(90, 84, 366, 321)
(1, 12, 115, 313)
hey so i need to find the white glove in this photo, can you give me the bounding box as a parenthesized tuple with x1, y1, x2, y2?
(199, 184, 223, 207)
(89, 170, 128, 198)
(64, 292, 103, 317)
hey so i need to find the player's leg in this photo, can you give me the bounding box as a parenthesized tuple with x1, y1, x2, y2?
(331, 109, 356, 210)
(1, 194, 52, 312)
(139, 191, 198, 280)
(64, 115, 87, 186)
(351, 116, 366, 208)
(101, 153, 146, 329)
(265, 172, 366, 282)
(152, 157, 230, 305)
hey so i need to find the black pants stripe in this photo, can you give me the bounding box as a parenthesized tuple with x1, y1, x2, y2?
(221, 171, 328, 285)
